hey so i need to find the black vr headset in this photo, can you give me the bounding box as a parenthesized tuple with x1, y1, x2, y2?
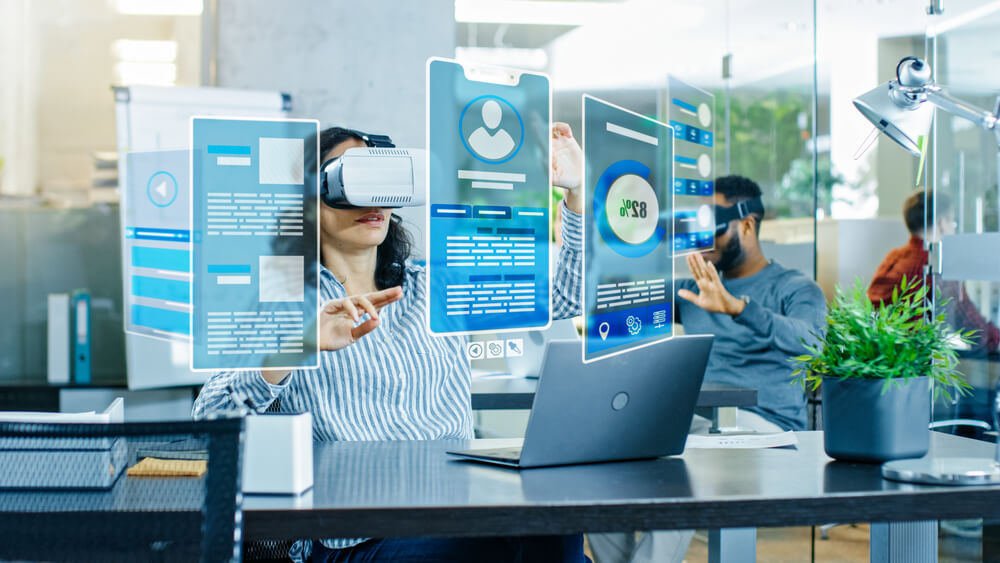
(319, 129, 426, 210)
(714, 197, 764, 236)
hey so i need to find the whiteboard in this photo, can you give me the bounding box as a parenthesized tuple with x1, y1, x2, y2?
(114, 85, 290, 390)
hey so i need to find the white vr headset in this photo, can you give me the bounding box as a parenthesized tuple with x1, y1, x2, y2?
(319, 130, 426, 209)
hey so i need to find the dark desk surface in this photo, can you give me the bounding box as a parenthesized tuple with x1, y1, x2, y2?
(470, 382, 757, 410)
(242, 431, 1000, 541)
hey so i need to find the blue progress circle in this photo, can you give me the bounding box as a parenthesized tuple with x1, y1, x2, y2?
(146, 170, 179, 208)
(594, 159, 666, 258)
(459, 95, 524, 164)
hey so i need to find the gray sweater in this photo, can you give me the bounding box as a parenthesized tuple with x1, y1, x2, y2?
(675, 261, 827, 430)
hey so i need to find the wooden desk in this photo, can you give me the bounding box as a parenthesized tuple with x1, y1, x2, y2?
(243, 432, 1000, 562)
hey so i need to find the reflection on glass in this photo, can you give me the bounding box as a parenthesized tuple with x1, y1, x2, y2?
(932, 9, 1000, 358)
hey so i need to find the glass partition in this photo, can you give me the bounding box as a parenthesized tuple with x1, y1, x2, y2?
(929, 6, 1000, 436)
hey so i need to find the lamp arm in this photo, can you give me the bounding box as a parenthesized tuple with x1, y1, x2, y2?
(924, 87, 999, 131)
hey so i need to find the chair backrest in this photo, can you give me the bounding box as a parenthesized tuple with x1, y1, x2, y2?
(0, 417, 244, 563)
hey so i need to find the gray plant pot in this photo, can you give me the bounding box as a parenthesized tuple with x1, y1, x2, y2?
(822, 375, 930, 463)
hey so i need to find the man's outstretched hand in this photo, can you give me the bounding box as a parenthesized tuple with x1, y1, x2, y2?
(677, 253, 747, 317)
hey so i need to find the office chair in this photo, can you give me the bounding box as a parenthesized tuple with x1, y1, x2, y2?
(0, 417, 244, 563)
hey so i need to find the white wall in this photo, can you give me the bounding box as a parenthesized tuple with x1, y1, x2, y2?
(0, 0, 201, 197)
(215, 0, 456, 256)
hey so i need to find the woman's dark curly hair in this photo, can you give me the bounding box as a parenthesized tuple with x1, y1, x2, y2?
(318, 127, 413, 290)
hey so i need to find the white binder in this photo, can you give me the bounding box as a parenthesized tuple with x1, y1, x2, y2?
(46, 293, 70, 384)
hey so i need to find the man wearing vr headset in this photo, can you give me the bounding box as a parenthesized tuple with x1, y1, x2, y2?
(676, 175, 827, 433)
(195, 124, 588, 563)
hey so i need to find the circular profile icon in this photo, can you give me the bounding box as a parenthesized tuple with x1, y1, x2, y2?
(147, 171, 178, 208)
(459, 95, 524, 164)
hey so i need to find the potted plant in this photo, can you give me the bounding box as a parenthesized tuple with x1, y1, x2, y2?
(792, 276, 973, 463)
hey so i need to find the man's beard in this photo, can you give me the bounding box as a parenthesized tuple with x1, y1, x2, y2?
(713, 233, 745, 273)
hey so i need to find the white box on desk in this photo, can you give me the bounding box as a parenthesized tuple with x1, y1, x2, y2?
(242, 412, 313, 495)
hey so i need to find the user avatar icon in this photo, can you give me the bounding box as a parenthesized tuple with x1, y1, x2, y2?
(459, 95, 523, 163)
(467, 100, 515, 160)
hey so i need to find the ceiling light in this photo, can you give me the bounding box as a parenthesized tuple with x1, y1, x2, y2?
(115, 0, 202, 16)
(455, 47, 549, 70)
(114, 62, 177, 86)
(927, 0, 1000, 36)
(454, 0, 614, 26)
(111, 39, 178, 63)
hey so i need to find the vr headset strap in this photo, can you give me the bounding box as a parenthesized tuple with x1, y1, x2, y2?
(715, 197, 764, 234)
(320, 130, 396, 208)
(343, 129, 395, 149)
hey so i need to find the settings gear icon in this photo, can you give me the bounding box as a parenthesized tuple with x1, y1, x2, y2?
(625, 315, 642, 336)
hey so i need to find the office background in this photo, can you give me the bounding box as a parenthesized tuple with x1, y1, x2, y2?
(1, 1, 999, 561)
(1, 0, 995, 384)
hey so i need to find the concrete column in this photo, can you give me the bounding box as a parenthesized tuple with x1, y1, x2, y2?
(214, 0, 457, 256)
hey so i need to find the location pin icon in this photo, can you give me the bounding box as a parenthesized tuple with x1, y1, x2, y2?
(598, 322, 610, 341)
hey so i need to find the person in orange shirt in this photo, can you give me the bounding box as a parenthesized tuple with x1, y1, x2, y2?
(868, 189, 998, 353)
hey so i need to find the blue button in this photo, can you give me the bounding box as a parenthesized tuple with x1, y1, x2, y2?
(587, 309, 622, 354)
(646, 302, 671, 337)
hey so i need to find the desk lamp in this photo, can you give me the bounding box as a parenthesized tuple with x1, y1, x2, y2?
(853, 56, 1000, 485)
(853, 56, 1000, 157)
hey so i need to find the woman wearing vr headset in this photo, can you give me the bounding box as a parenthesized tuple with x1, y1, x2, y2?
(195, 124, 587, 562)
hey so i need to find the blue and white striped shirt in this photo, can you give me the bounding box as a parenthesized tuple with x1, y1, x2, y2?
(193, 203, 583, 556)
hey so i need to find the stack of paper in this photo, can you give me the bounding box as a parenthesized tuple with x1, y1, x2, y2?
(0, 399, 127, 490)
(685, 430, 799, 449)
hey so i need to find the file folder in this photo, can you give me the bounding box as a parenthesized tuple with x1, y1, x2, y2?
(47, 293, 71, 384)
(71, 290, 91, 385)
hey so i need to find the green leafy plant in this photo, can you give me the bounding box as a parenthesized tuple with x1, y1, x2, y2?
(792, 276, 974, 401)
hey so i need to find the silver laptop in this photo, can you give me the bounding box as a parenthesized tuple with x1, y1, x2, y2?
(505, 319, 579, 378)
(448, 335, 714, 468)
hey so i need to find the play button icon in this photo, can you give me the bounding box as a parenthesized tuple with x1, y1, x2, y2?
(146, 171, 178, 207)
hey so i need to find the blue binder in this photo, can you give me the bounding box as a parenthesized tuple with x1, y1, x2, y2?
(71, 290, 91, 384)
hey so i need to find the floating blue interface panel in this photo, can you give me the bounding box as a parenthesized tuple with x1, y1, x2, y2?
(190, 117, 319, 371)
(583, 95, 674, 363)
(426, 59, 552, 335)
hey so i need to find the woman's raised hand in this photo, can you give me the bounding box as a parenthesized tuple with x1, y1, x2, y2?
(551, 122, 582, 191)
(317, 286, 403, 351)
